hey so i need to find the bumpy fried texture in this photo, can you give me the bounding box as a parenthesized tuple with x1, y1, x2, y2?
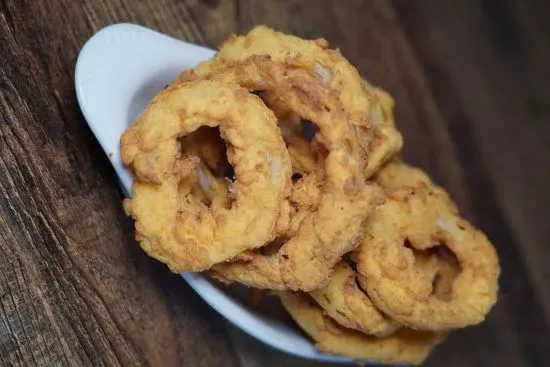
(179, 26, 385, 291)
(374, 159, 445, 192)
(262, 79, 402, 179)
(360, 81, 404, 178)
(212, 169, 384, 291)
(310, 262, 399, 337)
(212, 83, 400, 290)
(278, 292, 445, 365)
(210, 170, 326, 288)
(121, 80, 292, 272)
(355, 162, 500, 330)
(176, 26, 370, 194)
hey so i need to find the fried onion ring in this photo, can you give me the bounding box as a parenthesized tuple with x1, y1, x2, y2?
(278, 292, 445, 365)
(355, 162, 500, 330)
(121, 80, 291, 272)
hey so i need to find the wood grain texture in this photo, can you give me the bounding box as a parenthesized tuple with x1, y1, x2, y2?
(1, 0, 548, 366)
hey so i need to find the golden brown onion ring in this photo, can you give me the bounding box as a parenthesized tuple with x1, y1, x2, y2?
(121, 80, 291, 272)
(355, 162, 500, 330)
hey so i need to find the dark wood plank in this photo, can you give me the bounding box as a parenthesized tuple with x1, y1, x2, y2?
(1, 0, 549, 366)
(0, 1, 241, 366)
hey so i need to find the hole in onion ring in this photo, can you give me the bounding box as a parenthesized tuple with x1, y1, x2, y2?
(404, 240, 461, 301)
(177, 126, 234, 210)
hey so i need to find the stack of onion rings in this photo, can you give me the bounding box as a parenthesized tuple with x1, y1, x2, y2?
(120, 26, 500, 364)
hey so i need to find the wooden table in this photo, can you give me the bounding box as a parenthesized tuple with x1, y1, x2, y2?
(1, 1, 549, 366)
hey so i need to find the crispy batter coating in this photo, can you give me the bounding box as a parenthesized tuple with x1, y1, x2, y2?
(211, 179, 384, 291)
(360, 81, 404, 178)
(374, 159, 446, 191)
(121, 80, 291, 272)
(310, 261, 399, 337)
(356, 162, 500, 330)
(179, 26, 384, 291)
(262, 79, 403, 179)
(278, 292, 445, 365)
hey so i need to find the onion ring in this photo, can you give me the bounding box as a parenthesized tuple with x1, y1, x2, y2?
(355, 162, 500, 330)
(278, 292, 445, 365)
(121, 80, 291, 272)
(177, 27, 384, 290)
